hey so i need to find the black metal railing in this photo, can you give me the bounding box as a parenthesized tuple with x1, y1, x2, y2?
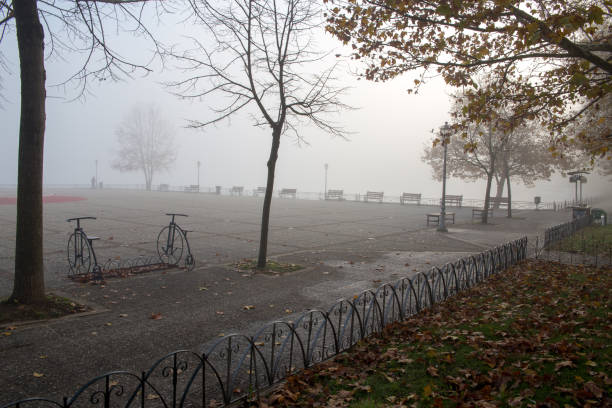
(532, 216, 611, 267)
(2, 237, 528, 408)
(542, 215, 592, 249)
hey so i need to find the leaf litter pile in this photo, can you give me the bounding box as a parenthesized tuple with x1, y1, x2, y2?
(258, 260, 611, 407)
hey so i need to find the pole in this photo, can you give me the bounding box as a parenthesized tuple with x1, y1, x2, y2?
(437, 122, 451, 232)
(324, 163, 328, 200)
(438, 141, 448, 232)
(95, 159, 98, 189)
(579, 178, 583, 205)
(197, 160, 201, 190)
(575, 180, 578, 205)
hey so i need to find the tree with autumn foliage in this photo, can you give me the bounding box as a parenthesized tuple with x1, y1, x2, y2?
(325, 0, 611, 157)
(423, 90, 577, 221)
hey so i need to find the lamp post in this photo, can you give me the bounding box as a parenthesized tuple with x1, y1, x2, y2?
(324, 163, 328, 200)
(197, 160, 201, 191)
(438, 122, 452, 233)
(95, 159, 98, 189)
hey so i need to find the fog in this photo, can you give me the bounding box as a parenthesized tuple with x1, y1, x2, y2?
(0, 10, 609, 206)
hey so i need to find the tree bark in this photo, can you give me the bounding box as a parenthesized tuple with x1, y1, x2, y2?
(481, 124, 495, 224)
(493, 176, 506, 209)
(257, 128, 281, 269)
(506, 170, 512, 218)
(482, 169, 494, 224)
(10, 0, 47, 304)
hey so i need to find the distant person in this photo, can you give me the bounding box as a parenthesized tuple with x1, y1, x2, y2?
(91, 177, 96, 189)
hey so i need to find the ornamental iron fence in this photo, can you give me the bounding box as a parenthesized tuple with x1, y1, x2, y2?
(2, 237, 528, 408)
(533, 216, 611, 267)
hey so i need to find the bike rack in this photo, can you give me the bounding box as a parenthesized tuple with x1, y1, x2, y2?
(66, 214, 195, 282)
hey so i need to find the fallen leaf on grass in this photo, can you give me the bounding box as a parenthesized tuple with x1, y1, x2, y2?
(427, 366, 439, 377)
(119, 314, 128, 318)
(198, 287, 208, 291)
(216, 311, 224, 315)
(146, 394, 160, 400)
(243, 305, 255, 310)
(554, 360, 574, 371)
(33, 372, 44, 378)
(150, 313, 163, 320)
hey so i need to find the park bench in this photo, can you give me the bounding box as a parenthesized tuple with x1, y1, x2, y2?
(230, 186, 244, 196)
(426, 212, 455, 226)
(443, 194, 463, 207)
(488, 196, 509, 208)
(326, 189, 344, 200)
(400, 192, 421, 205)
(472, 207, 494, 221)
(364, 191, 384, 203)
(279, 188, 297, 199)
(184, 185, 199, 193)
(253, 187, 266, 196)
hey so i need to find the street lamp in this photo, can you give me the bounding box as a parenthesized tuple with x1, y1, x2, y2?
(197, 160, 201, 190)
(438, 122, 452, 233)
(324, 163, 328, 199)
(95, 159, 98, 189)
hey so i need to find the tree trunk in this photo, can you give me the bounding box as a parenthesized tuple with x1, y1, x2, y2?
(10, 0, 47, 304)
(506, 171, 512, 218)
(257, 128, 281, 269)
(481, 124, 495, 224)
(493, 176, 506, 209)
(482, 170, 494, 224)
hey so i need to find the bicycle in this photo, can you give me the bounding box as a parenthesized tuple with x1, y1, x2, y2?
(67, 216, 103, 279)
(156, 213, 195, 271)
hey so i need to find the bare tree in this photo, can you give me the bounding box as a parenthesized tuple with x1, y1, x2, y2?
(112, 104, 176, 191)
(0, 1, 167, 303)
(170, 0, 351, 268)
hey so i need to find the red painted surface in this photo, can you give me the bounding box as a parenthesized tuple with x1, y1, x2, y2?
(0, 195, 87, 205)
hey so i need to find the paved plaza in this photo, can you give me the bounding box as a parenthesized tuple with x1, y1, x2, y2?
(0, 188, 570, 402)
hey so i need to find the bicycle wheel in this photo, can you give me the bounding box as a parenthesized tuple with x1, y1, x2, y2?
(157, 225, 184, 265)
(184, 252, 195, 271)
(67, 231, 92, 275)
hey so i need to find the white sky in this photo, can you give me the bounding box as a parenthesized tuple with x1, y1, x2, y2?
(0, 4, 609, 205)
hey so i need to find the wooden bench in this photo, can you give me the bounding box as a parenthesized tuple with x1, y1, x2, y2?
(488, 197, 509, 208)
(279, 188, 297, 199)
(400, 192, 421, 205)
(472, 208, 493, 221)
(184, 185, 199, 193)
(364, 191, 384, 203)
(253, 187, 266, 197)
(443, 194, 463, 207)
(230, 186, 244, 196)
(326, 189, 344, 200)
(427, 212, 455, 226)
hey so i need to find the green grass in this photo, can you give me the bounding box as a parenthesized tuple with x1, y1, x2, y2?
(260, 260, 612, 407)
(0, 295, 90, 326)
(550, 224, 612, 256)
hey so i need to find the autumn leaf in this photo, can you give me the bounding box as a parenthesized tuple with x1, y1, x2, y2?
(150, 313, 162, 320)
(426, 366, 439, 377)
(33, 372, 44, 378)
(242, 305, 255, 310)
